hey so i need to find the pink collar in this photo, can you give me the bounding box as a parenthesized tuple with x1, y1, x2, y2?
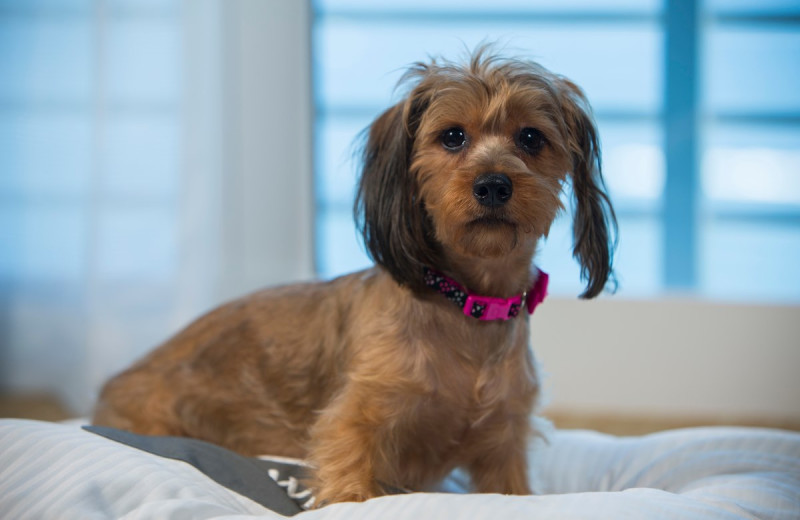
(423, 267, 549, 321)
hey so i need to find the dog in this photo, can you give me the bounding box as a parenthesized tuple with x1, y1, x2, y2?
(92, 48, 616, 506)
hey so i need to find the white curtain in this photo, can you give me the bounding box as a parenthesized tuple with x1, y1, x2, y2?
(0, 0, 313, 415)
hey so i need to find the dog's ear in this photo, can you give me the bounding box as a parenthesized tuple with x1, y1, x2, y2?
(354, 88, 441, 291)
(557, 79, 618, 299)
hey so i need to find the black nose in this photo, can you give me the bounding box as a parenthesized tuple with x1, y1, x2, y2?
(473, 173, 513, 208)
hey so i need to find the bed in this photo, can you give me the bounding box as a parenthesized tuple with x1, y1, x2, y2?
(1, 417, 798, 519)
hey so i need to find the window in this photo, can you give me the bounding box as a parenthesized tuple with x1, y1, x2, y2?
(0, 0, 313, 412)
(700, 0, 800, 302)
(0, 0, 182, 287)
(312, 0, 800, 303)
(0, 0, 183, 403)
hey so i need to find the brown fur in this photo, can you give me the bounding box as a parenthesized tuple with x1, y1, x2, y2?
(92, 48, 616, 506)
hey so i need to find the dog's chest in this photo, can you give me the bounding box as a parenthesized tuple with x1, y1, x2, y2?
(418, 345, 535, 440)
(427, 324, 535, 408)
(393, 353, 535, 487)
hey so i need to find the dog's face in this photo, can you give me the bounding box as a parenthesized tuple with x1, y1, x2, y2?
(356, 51, 616, 298)
(411, 64, 572, 260)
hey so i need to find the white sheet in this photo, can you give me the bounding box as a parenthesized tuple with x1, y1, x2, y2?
(1, 418, 798, 519)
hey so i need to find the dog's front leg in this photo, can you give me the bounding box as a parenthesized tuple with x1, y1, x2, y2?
(307, 387, 390, 506)
(467, 419, 532, 495)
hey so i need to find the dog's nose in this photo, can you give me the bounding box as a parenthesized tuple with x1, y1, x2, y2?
(473, 174, 513, 208)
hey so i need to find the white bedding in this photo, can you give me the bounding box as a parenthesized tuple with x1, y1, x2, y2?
(1, 418, 798, 519)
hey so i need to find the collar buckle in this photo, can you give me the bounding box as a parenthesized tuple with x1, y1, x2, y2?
(464, 294, 514, 321)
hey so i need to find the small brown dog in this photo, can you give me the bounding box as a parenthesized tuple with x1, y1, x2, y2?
(93, 49, 616, 506)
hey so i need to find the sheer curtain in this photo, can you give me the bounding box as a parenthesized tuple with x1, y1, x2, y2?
(0, 0, 313, 415)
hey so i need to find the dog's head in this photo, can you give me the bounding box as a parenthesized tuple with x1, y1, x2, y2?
(355, 49, 616, 298)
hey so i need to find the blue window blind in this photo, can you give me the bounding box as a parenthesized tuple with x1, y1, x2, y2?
(312, 0, 800, 303)
(700, 1, 800, 302)
(0, 0, 183, 404)
(0, 0, 182, 285)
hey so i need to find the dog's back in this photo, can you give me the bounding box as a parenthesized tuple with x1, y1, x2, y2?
(92, 270, 376, 457)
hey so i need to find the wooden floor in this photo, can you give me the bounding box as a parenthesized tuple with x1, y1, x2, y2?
(2, 392, 798, 436)
(0, 392, 74, 423)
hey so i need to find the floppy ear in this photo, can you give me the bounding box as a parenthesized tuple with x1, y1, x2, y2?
(558, 79, 618, 299)
(354, 89, 441, 291)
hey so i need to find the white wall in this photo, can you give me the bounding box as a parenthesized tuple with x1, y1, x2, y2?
(532, 297, 800, 422)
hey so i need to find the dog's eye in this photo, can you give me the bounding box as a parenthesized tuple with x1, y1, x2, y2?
(441, 127, 467, 151)
(518, 127, 546, 155)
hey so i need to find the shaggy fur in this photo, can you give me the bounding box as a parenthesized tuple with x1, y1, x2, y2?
(92, 49, 616, 506)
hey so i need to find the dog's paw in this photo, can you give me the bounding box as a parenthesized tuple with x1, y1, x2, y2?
(313, 485, 379, 508)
